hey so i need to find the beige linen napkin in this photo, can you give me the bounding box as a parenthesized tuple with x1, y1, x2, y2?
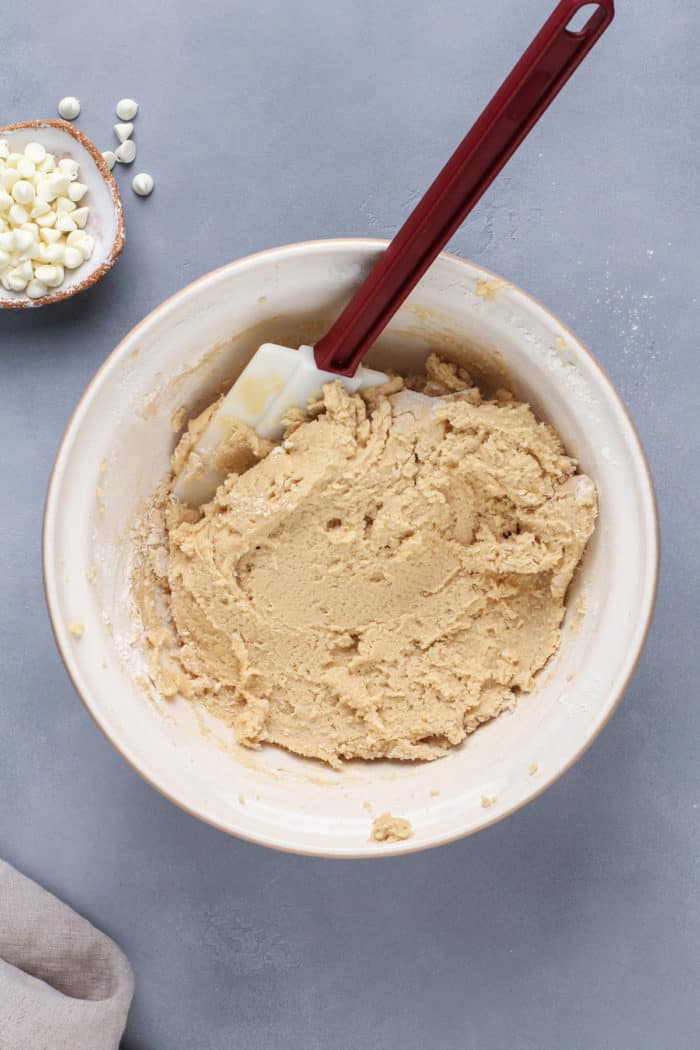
(0, 861, 133, 1050)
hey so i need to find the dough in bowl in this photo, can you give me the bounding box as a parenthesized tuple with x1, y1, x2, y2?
(133, 354, 597, 766)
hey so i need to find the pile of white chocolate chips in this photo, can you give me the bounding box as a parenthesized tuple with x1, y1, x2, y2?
(0, 139, 93, 298)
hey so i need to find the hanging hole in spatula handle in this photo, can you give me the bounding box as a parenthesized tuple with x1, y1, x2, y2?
(565, 2, 611, 36)
(314, 0, 614, 377)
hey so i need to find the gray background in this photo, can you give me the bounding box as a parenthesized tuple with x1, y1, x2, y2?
(1, 1, 698, 1046)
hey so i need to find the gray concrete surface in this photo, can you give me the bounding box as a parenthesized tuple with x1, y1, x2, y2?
(1, 1, 698, 1047)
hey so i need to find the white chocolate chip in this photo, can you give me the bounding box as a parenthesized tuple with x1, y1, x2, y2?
(102, 150, 116, 171)
(5, 270, 28, 291)
(37, 154, 56, 174)
(1, 170, 21, 191)
(115, 140, 136, 164)
(9, 204, 29, 225)
(0, 140, 9, 161)
(114, 122, 134, 144)
(36, 179, 55, 202)
(42, 242, 66, 264)
(26, 278, 48, 299)
(56, 197, 77, 213)
(12, 180, 35, 206)
(24, 142, 47, 165)
(56, 213, 77, 233)
(48, 172, 71, 197)
(40, 228, 62, 244)
(58, 158, 80, 180)
(16, 157, 36, 179)
(68, 182, 88, 203)
(132, 172, 154, 197)
(35, 210, 57, 228)
(58, 96, 81, 120)
(35, 263, 64, 287)
(64, 246, 83, 269)
(71, 207, 89, 229)
(13, 228, 35, 254)
(115, 98, 139, 121)
(78, 234, 94, 260)
(30, 199, 52, 218)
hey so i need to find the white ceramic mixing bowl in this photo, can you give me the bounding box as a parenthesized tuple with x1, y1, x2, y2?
(43, 240, 658, 857)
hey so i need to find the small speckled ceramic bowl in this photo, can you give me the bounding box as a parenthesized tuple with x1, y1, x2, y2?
(0, 120, 124, 309)
(43, 240, 659, 857)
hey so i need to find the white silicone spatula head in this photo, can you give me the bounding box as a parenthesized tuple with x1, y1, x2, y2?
(173, 344, 388, 506)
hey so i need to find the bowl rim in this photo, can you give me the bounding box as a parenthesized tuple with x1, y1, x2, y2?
(0, 119, 125, 310)
(42, 238, 660, 858)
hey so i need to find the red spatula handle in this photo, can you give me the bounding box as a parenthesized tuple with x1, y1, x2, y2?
(314, 0, 614, 376)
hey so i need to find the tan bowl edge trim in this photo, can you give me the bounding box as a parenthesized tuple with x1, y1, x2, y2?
(42, 238, 661, 858)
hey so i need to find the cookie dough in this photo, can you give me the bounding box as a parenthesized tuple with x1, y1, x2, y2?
(134, 354, 597, 766)
(370, 814, 413, 843)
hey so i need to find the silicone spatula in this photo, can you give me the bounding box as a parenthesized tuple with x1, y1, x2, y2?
(175, 0, 614, 506)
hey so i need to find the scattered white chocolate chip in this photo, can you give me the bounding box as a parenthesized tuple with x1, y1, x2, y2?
(68, 621, 84, 639)
(116, 98, 139, 121)
(115, 140, 136, 164)
(132, 172, 154, 197)
(58, 96, 81, 120)
(102, 150, 116, 170)
(113, 122, 134, 143)
(0, 140, 90, 297)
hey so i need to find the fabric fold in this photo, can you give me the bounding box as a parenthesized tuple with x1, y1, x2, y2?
(0, 861, 133, 1050)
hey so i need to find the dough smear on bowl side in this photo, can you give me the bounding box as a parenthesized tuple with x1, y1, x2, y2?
(131, 353, 597, 768)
